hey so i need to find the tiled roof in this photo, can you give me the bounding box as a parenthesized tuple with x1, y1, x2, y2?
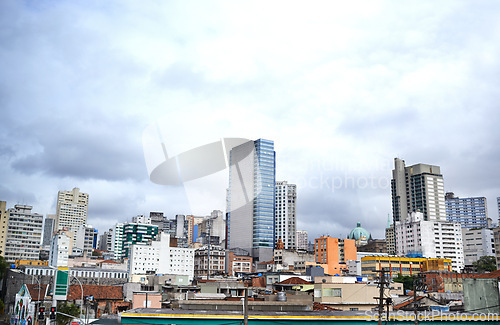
(473, 270, 500, 278)
(393, 296, 425, 310)
(313, 302, 341, 311)
(99, 260, 119, 264)
(258, 261, 274, 264)
(26, 284, 49, 301)
(277, 277, 312, 285)
(67, 285, 123, 300)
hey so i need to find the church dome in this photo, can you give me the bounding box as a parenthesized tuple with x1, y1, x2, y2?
(348, 222, 371, 241)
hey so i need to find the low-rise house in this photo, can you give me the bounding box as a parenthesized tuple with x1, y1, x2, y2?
(67, 285, 130, 317)
(313, 276, 403, 311)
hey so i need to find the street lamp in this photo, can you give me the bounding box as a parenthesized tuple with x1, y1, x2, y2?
(11, 269, 42, 324)
(49, 266, 84, 324)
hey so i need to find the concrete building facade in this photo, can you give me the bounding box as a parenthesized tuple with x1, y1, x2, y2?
(0, 201, 8, 257)
(391, 158, 446, 223)
(446, 193, 489, 228)
(4, 205, 43, 263)
(274, 181, 297, 250)
(194, 245, 226, 277)
(75, 224, 98, 256)
(315, 236, 357, 276)
(461, 227, 495, 266)
(128, 233, 194, 280)
(395, 212, 464, 272)
(227, 139, 276, 261)
(55, 187, 89, 245)
(296, 230, 308, 251)
(49, 229, 72, 267)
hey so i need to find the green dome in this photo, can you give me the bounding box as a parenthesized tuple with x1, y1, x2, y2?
(347, 222, 371, 241)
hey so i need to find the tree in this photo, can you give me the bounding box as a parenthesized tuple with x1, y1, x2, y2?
(473, 256, 497, 273)
(57, 302, 80, 325)
(393, 273, 414, 292)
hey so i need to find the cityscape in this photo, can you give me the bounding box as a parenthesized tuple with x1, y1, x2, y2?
(2, 1, 500, 324)
(2, 139, 500, 323)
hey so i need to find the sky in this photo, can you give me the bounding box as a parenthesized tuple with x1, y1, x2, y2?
(1, 0, 500, 241)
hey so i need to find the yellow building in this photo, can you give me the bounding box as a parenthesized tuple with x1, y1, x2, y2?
(361, 256, 451, 279)
(15, 260, 49, 267)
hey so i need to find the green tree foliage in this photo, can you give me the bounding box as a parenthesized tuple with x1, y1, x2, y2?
(0, 250, 10, 279)
(393, 273, 414, 292)
(473, 256, 497, 273)
(57, 302, 81, 325)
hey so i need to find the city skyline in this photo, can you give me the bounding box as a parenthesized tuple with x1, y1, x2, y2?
(1, 1, 500, 241)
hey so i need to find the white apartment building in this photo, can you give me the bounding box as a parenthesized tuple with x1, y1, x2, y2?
(275, 181, 297, 250)
(55, 188, 89, 245)
(112, 223, 124, 259)
(75, 224, 96, 256)
(462, 227, 495, 266)
(396, 212, 464, 272)
(4, 205, 43, 263)
(296, 230, 308, 251)
(49, 230, 72, 267)
(129, 233, 194, 280)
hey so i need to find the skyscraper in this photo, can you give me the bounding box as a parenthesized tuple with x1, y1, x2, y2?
(227, 139, 276, 261)
(391, 158, 446, 223)
(55, 187, 89, 244)
(275, 181, 296, 250)
(445, 192, 489, 228)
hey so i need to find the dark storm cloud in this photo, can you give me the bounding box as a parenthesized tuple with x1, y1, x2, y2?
(0, 186, 37, 207)
(11, 117, 147, 182)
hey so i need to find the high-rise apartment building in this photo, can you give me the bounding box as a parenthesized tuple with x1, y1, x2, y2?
(227, 139, 276, 261)
(129, 233, 194, 280)
(75, 224, 98, 256)
(0, 201, 8, 257)
(461, 227, 495, 266)
(315, 236, 357, 276)
(49, 229, 72, 267)
(55, 188, 89, 244)
(296, 230, 308, 251)
(497, 197, 500, 223)
(113, 223, 124, 259)
(391, 158, 446, 223)
(42, 214, 56, 247)
(385, 226, 396, 255)
(395, 212, 464, 272)
(4, 205, 43, 263)
(274, 181, 297, 250)
(121, 222, 159, 258)
(446, 192, 489, 228)
(98, 228, 113, 252)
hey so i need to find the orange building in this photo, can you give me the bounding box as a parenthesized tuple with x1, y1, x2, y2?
(315, 236, 357, 275)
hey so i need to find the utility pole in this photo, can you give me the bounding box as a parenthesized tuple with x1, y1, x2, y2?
(374, 268, 390, 325)
(412, 273, 426, 325)
(243, 287, 248, 325)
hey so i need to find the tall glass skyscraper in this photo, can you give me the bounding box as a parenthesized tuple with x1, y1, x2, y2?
(227, 139, 276, 261)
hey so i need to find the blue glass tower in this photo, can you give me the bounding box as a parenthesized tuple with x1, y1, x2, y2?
(227, 139, 276, 261)
(253, 139, 276, 248)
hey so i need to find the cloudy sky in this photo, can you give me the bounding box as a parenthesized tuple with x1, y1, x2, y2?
(1, 0, 500, 241)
